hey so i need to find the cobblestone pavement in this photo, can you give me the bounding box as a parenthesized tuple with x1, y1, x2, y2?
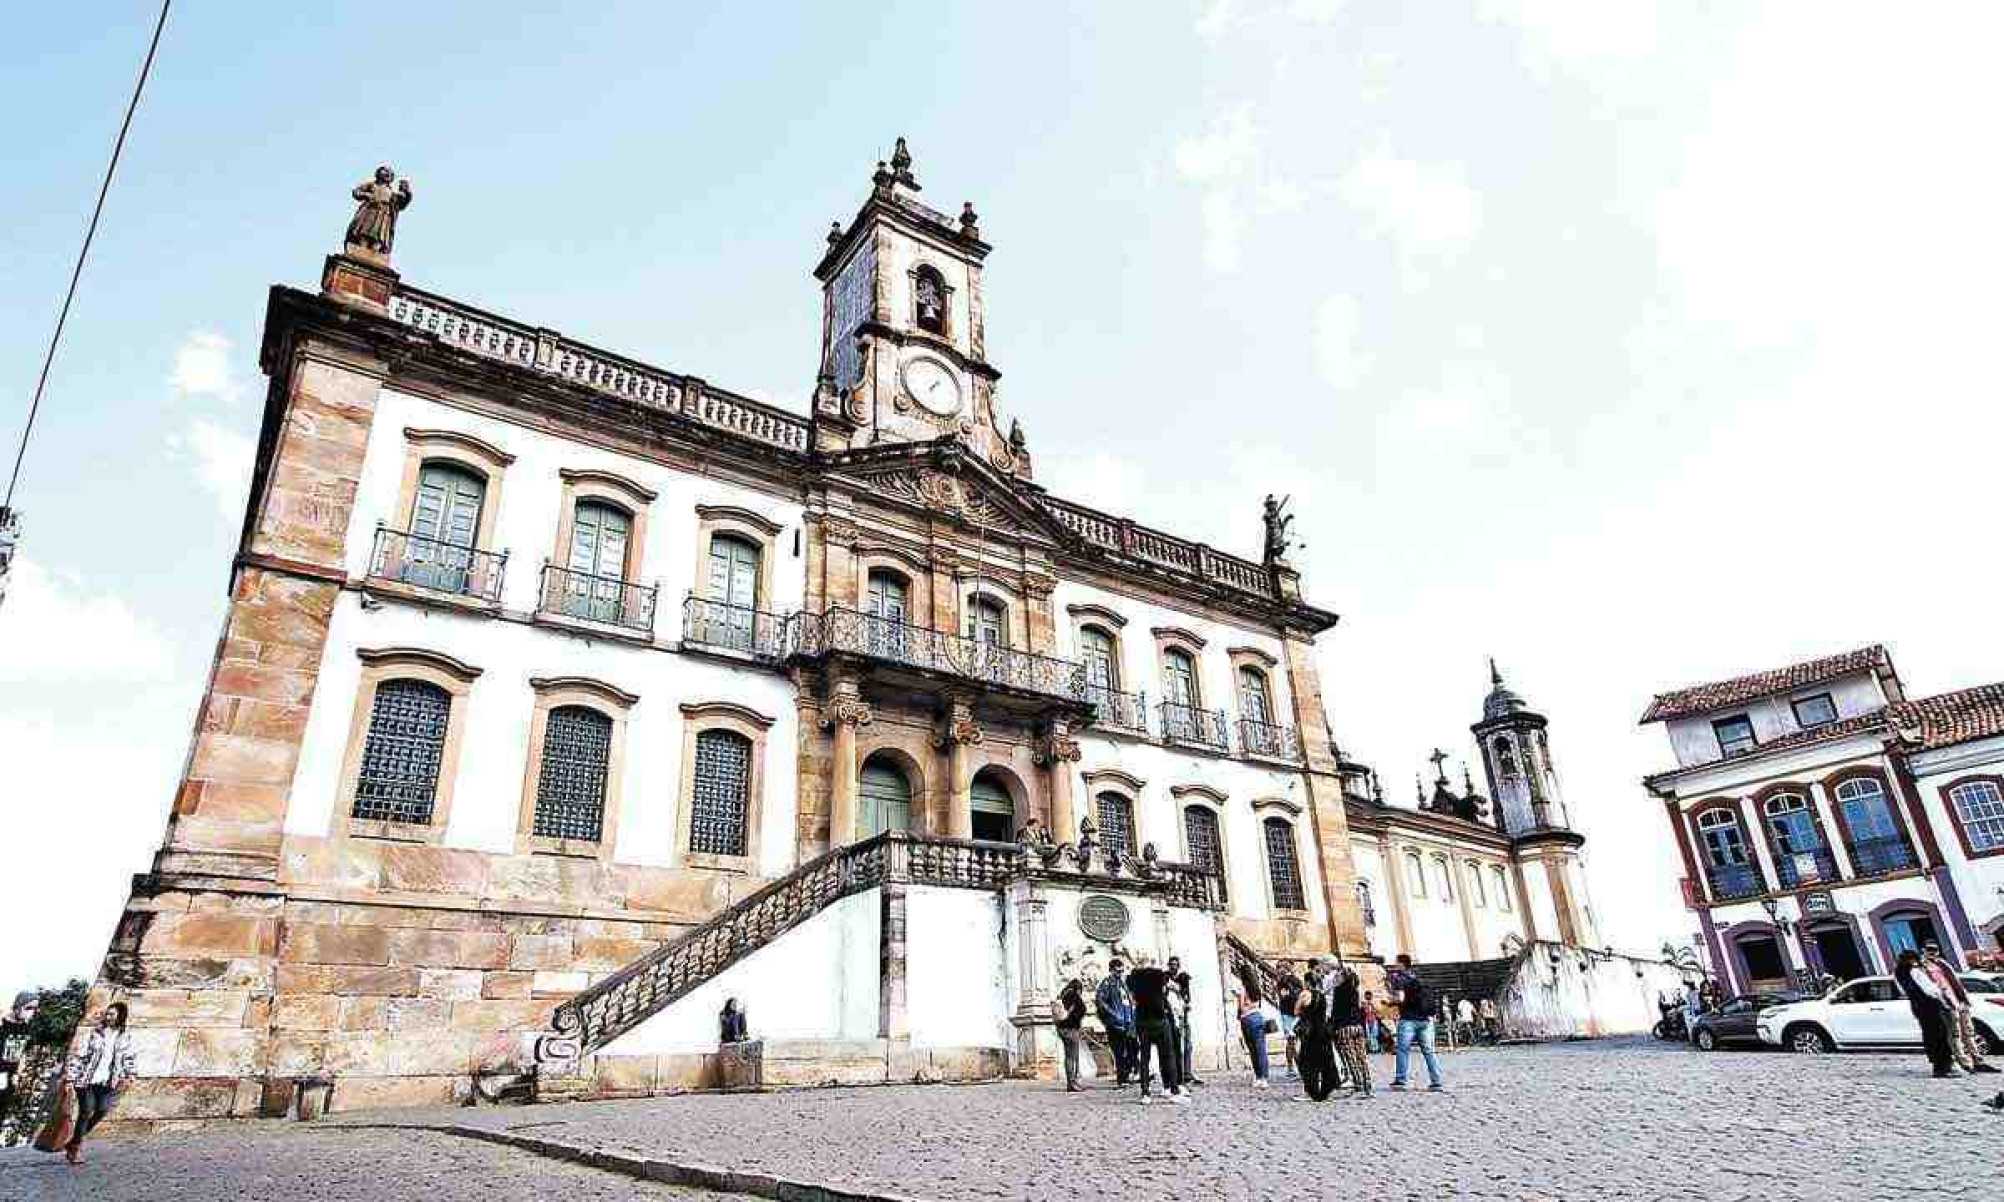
(0, 1125, 733, 1202)
(363, 1038, 2000, 1201)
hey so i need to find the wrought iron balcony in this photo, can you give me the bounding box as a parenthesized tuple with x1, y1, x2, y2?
(1238, 716, 1304, 762)
(368, 527, 506, 603)
(1705, 862, 1766, 901)
(789, 608, 1088, 702)
(1847, 835, 1918, 877)
(538, 564, 657, 633)
(681, 595, 786, 660)
(1771, 846, 1839, 889)
(1086, 687, 1150, 735)
(1159, 700, 1230, 753)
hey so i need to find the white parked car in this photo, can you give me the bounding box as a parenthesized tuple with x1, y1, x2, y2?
(1755, 971, 2004, 1054)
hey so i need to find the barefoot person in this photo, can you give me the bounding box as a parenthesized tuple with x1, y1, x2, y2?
(63, 1003, 135, 1165)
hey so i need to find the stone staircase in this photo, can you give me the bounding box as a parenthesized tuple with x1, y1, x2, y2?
(534, 831, 1221, 1072)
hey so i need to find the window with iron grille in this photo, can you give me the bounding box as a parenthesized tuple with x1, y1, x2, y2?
(691, 730, 753, 857)
(353, 678, 451, 824)
(1264, 817, 1306, 911)
(532, 706, 613, 842)
(1183, 805, 1225, 892)
(1096, 792, 1137, 856)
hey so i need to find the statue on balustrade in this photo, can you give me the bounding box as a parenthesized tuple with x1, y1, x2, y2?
(1261, 494, 1299, 565)
(345, 165, 413, 258)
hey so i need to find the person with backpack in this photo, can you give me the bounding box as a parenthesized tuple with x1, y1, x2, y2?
(1095, 959, 1138, 1087)
(1387, 954, 1445, 1092)
(1273, 959, 1303, 1079)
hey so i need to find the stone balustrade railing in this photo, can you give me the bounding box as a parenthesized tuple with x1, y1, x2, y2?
(536, 831, 1221, 1064)
(1043, 497, 1273, 600)
(388, 287, 810, 455)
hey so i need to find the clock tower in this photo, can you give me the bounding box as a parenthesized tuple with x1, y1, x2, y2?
(811, 139, 1030, 479)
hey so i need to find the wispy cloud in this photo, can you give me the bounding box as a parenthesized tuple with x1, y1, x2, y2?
(1338, 147, 1482, 269)
(0, 559, 178, 684)
(171, 331, 246, 405)
(171, 418, 255, 525)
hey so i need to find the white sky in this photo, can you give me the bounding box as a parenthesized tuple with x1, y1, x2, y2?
(6, 2, 2004, 994)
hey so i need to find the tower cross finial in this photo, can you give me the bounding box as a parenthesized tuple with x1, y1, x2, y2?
(1489, 656, 1503, 687)
(1428, 747, 1450, 782)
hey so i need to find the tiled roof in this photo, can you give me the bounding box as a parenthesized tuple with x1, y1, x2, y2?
(1639, 645, 1893, 724)
(1888, 683, 2004, 751)
(1641, 709, 1892, 788)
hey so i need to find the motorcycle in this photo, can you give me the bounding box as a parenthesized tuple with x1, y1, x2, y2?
(1651, 1000, 1689, 1042)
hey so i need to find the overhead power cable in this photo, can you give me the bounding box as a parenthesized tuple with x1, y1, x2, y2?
(1, 0, 172, 606)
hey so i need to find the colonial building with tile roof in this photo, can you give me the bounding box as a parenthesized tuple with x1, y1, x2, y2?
(76, 145, 1378, 1119)
(1641, 646, 2004, 996)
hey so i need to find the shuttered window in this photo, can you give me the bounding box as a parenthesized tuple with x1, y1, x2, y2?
(1265, 817, 1306, 911)
(532, 706, 613, 842)
(971, 771, 1015, 842)
(353, 678, 451, 825)
(690, 730, 753, 857)
(859, 756, 912, 837)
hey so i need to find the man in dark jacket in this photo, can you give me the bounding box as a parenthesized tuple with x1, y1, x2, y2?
(1894, 949, 1959, 1078)
(1095, 960, 1138, 1086)
(1387, 954, 1444, 1091)
(1126, 957, 1187, 1104)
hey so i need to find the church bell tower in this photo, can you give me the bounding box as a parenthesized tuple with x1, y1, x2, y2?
(1472, 661, 1600, 948)
(810, 139, 1030, 479)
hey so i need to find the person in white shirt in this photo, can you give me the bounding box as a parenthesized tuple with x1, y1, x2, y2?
(61, 1003, 134, 1165)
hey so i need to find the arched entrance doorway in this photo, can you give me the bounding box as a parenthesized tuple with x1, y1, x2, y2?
(1804, 922, 1869, 982)
(859, 753, 913, 837)
(970, 769, 1016, 842)
(1733, 929, 1789, 992)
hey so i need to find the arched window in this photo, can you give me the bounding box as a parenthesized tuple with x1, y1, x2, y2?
(1355, 879, 1377, 927)
(967, 595, 1009, 647)
(707, 534, 761, 611)
(1761, 791, 1830, 886)
(1264, 817, 1306, 911)
(1833, 776, 1914, 875)
(1405, 850, 1427, 897)
(352, 678, 452, 825)
(531, 706, 613, 842)
(1947, 779, 2004, 853)
(1431, 855, 1454, 902)
(865, 569, 911, 660)
(913, 265, 947, 334)
(1080, 626, 1120, 696)
(1237, 666, 1273, 724)
(1468, 863, 1487, 908)
(559, 501, 633, 622)
(1163, 648, 1200, 708)
(970, 769, 1016, 842)
(1096, 792, 1137, 857)
(1494, 736, 1519, 778)
(1696, 808, 1761, 899)
(859, 754, 913, 837)
(1492, 865, 1512, 911)
(404, 462, 487, 592)
(1183, 804, 1225, 888)
(690, 729, 753, 857)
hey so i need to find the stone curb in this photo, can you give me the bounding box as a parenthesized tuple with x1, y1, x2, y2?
(336, 1122, 925, 1202)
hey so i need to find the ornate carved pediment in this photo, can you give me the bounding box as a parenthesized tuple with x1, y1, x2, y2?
(830, 444, 1070, 546)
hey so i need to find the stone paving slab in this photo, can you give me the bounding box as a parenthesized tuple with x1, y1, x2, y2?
(345, 1038, 2004, 1202)
(0, 1124, 736, 1202)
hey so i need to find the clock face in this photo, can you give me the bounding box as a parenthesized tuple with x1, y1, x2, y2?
(901, 357, 963, 417)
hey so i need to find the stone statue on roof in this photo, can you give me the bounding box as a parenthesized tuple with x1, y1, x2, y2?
(345, 165, 412, 258)
(1261, 494, 1298, 565)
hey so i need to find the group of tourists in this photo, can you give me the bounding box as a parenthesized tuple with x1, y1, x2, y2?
(1060, 950, 1454, 1103)
(1896, 942, 1999, 1079)
(1060, 954, 1204, 1104)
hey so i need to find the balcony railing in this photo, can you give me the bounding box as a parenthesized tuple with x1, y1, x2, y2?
(682, 595, 787, 660)
(1086, 687, 1150, 735)
(1238, 716, 1304, 762)
(1771, 846, 1840, 890)
(368, 527, 507, 603)
(539, 564, 657, 633)
(789, 608, 1088, 702)
(1847, 835, 1919, 877)
(1705, 862, 1766, 901)
(1160, 700, 1230, 752)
